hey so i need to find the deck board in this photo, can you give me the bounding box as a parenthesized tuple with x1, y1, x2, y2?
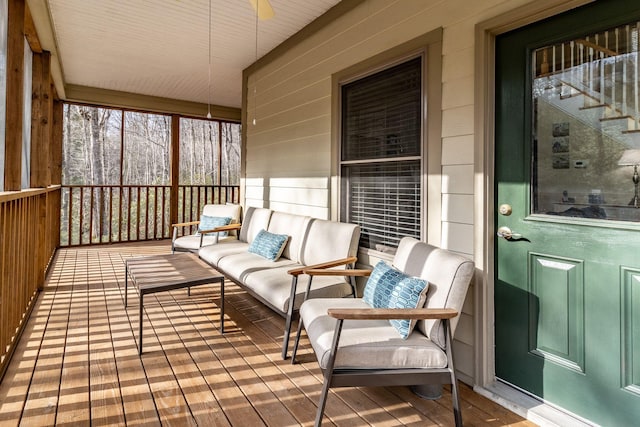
(0, 241, 537, 426)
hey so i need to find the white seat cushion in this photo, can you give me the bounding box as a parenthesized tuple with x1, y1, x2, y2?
(300, 298, 447, 370)
(198, 241, 249, 266)
(217, 252, 298, 284)
(173, 234, 235, 252)
(242, 267, 353, 313)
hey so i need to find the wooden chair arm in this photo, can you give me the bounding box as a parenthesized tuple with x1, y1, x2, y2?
(302, 268, 371, 277)
(198, 223, 242, 234)
(327, 307, 459, 320)
(287, 256, 358, 276)
(172, 220, 200, 228)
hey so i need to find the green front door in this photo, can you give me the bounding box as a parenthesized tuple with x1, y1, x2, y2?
(495, 1, 640, 425)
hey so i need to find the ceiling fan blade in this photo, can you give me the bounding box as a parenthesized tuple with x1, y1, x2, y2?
(249, 0, 275, 20)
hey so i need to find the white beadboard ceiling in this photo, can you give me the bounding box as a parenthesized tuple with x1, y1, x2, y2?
(46, 0, 342, 109)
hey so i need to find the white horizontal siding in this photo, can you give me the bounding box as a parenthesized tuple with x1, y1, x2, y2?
(443, 135, 474, 165)
(443, 165, 475, 195)
(443, 194, 475, 224)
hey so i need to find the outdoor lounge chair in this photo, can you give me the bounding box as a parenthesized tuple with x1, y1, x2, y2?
(292, 237, 474, 427)
(171, 203, 242, 253)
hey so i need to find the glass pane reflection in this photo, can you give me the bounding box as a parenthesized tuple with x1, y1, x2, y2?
(532, 22, 640, 222)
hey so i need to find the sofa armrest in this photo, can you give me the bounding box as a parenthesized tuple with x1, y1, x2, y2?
(287, 256, 358, 277)
(327, 307, 458, 320)
(302, 268, 371, 277)
(172, 220, 200, 228)
(198, 223, 242, 234)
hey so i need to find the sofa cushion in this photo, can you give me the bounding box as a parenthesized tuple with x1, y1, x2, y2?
(266, 212, 311, 263)
(300, 219, 360, 272)
(362, 261, 429, 339)
(239, 207, 273, 243)
(198, 241, 249, 266)
(202, 204, 242, 237)
(198, 215, 232, 237)
(248, 229, 289, 261)
(174, 234, 236, 252)
(300, 298, 446, 370)
(217, 252, 298, 284)
(242, 267, 353, 313)
(392, 237, 475, 348)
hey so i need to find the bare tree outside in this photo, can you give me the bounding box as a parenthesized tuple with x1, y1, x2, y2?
(221, 122, 241, 185)
(61, 104, 241, 246)
(178, 118, 241, 223)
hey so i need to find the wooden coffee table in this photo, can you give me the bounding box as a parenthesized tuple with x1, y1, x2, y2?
(124, 253, 225, 355)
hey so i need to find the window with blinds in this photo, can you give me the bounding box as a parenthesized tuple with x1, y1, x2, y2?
(340, 57, 422, 254)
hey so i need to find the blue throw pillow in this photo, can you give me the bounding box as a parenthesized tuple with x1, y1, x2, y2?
(363, 261, 429, 339)
(248, 229, 289, 261)
(198, 215, 232, 238)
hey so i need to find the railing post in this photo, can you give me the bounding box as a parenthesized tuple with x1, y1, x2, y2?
(170, 115, 180, 230)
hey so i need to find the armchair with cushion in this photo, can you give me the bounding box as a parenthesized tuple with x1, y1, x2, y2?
(292, 237, 474, 427)
(171, 203, 242, 253)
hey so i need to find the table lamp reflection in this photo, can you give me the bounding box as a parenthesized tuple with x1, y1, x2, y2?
(618, 149, 640, 208)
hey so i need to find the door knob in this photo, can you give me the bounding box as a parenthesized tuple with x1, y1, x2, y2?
(497, 226, 522, 240)
(499, 204, 512, 216)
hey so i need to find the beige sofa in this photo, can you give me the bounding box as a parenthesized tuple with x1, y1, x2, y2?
(198, 206, 361, 359)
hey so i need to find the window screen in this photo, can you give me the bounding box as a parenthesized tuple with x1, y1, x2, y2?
(340, 57, 422, 254)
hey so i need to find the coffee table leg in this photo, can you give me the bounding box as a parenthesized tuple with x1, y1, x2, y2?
(124, 264, 128, 307)
(139, 293, 144, 355)
(220, 279, 225, 333)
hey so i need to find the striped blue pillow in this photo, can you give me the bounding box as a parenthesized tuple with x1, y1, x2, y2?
(248, 229, 289, 261)
(198, 215, 232, 238)
(363, 261, 429, 339)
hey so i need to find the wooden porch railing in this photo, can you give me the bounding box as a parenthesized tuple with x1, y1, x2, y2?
(0, 186, 61, 378)
(59, 184, 240, 246)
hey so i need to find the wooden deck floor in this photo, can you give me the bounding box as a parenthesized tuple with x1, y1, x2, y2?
(0, 241, 535, 426)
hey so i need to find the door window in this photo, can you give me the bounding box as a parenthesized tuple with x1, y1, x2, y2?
(532, 22, 640, 221)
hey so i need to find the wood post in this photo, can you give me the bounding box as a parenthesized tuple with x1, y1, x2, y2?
(31, 51, 53, 188)
(51, 100, 63, 185)
(4, 0, 26, 191)
(170, 115, 180, 227)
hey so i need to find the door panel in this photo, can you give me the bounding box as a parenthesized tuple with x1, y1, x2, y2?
(495, 1, 640, 425)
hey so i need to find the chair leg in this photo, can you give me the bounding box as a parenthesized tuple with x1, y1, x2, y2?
(124, 263, 129, 307)
(314, 374, 332, 427)
(348, 275, 357, 298)
(444, 319, 462, 427)
(282, 276, 298, 359)
(292, 276, 314, 364)
(314, 318, 343, 427)
(220, 279, 226, 333)
(291, 317, 304, 364)
(451, 375, 462, 427)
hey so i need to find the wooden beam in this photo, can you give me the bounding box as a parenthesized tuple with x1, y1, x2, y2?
(65, 85, 241, 121)
(24, 3, 42, 53)
(51, 100, 63, 186)
(170, 115, 180, 227)
(4, 0, 26, 191)
(30, 51, 52, 188)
